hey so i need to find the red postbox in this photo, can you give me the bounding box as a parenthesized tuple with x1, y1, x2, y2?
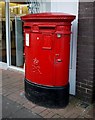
(21, 13, 75, 107)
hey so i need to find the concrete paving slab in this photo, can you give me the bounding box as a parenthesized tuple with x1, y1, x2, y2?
(2, 96, 23, 118)
(9, 108, 42, 118)
(2, 96, 42, 119)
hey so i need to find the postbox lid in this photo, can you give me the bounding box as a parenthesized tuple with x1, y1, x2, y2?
(21, 12, 75, 22)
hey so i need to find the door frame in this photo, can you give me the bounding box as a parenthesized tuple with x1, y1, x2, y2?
(5, 1, 24, 72)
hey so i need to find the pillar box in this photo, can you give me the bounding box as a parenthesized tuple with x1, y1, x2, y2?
(21, 12, 75, 108)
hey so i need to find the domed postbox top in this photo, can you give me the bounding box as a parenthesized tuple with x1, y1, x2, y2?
(21, 12, 75, 22)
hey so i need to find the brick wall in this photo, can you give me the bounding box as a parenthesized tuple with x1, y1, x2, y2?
(76, 2, 94, 103)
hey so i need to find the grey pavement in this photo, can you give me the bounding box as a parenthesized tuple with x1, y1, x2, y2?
(1, 68, 94, 119)
(2, 96, 42, 119)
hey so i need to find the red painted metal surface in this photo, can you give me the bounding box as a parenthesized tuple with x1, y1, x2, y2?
(21, 13, 75, 87)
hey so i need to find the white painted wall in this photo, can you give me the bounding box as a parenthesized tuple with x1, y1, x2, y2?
(40, 0, 51, 12)
(50, 0, 79, 95)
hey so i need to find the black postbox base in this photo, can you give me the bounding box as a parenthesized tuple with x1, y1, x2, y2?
(24, 79, 69, 108)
